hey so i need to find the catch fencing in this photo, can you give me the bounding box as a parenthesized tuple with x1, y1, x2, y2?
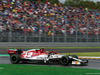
(0, 31, 100, 42)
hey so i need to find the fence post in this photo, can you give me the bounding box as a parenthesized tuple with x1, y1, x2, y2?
(39, 17, 41, 42)
(8, 30, 12, 42)
(52, 21, 54, 42)
(64, 17, 67, 42)
(76, 17, 78, 42)
(97, 19, 99, 42)
(24, 18, 27, 42)
(8, 16, 13, 42)
(87, 19, 89, 42)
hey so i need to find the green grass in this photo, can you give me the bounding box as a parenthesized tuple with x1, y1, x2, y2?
(1, 47, 100, 49)
(0, 52, 100, 57)
(0, 64, 100, 75)
(60, 52, 100, 57)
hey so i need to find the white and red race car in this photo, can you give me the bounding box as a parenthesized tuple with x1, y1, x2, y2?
(8, 48, 88, 65)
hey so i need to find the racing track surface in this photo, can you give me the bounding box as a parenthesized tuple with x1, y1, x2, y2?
(0, 48, 100, 54)
(0, 57, 100, 70)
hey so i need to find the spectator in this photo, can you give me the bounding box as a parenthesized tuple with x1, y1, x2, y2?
(0, 0, 99, 37)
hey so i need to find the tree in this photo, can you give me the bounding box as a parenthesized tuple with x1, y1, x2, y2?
(64, 0, 98, 9)
(28, 0, 100, 10)
(95, 1, 100, 10)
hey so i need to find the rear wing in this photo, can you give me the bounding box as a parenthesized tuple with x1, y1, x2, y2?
(7, 49, 17, 55)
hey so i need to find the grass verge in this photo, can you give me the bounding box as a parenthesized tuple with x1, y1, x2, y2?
(0, 52, 100, 57)
(0, 64, 100, 75)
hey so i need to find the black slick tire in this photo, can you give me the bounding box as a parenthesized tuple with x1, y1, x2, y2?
(10, 54, 20, 64)
(60, 56, 69, 65)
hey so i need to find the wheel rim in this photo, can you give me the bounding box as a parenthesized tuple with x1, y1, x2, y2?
(60, 56, 69, 65)
(62, 58, 67, 63)
(10, 55, 18, 63)
(12, 56, 17, 62)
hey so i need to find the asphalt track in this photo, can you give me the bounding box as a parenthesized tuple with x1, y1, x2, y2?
(0, 48, 100, 70)
(0, 57, 100, 70)
(0, 48, 100, 54)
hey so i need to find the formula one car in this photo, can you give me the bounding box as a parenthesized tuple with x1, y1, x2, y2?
(7, 48, 88, 65)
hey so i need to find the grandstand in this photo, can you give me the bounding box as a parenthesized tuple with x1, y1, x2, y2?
(0, 0, 100, 42)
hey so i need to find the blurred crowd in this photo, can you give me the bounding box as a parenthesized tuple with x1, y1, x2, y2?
(0, 0, 100, 37)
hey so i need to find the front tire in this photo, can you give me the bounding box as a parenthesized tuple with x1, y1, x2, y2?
(60, 56, 70, 65)
(10, 54, 20, 64)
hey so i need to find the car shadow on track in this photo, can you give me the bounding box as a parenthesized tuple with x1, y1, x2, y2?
(19, 62, 88, 67)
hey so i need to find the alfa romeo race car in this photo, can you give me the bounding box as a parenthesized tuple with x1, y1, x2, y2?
(7, 48, 88, 65)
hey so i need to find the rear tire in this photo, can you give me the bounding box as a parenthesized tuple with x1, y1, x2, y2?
(60, 56, 70, 65)
(10, 54, 20, 64)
